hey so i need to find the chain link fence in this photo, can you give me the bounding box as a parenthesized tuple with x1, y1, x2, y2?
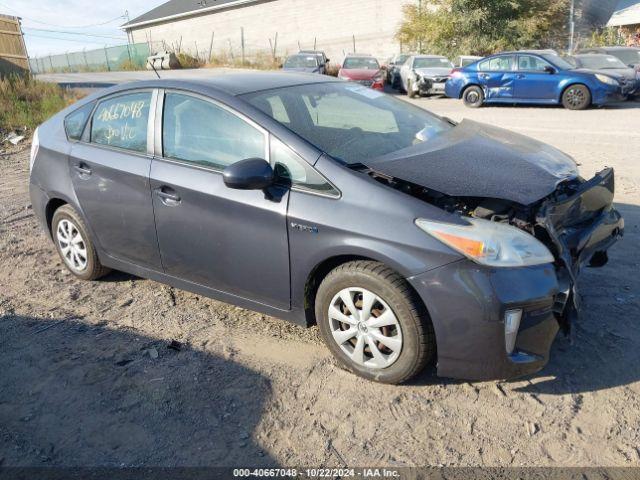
(29, 42, 150, 74)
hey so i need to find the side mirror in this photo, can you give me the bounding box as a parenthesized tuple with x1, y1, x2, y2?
(325, 58, 330, 63)
(544, 65, 556, 74)
(223, 158, 274, 190)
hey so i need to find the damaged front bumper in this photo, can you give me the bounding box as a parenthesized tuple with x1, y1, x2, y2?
(408, 168, 623, 381)
(414, 76, 447, 95)
(538, 167, 623, 334)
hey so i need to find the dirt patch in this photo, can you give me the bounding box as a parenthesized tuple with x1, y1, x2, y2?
(1, 104, 639, 467)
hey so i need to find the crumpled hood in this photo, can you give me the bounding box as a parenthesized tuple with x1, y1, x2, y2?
(363, 119, 579, 205)
(414, 67, 452, 78)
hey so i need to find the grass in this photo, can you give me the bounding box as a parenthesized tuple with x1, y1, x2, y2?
(0, 75, 83, 133)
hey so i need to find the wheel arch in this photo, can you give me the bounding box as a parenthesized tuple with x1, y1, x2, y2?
(302, 255, 433, 332)
(460, 83, 483, 99)
(45, 197, 69, 238)
(559, 82, 592, 105)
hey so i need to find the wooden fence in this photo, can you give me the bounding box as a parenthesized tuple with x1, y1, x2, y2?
(0, 14, 30, 77)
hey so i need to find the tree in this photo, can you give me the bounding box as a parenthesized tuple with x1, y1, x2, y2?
(397, 0, 571, 58)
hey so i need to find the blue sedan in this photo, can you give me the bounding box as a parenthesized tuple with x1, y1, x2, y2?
(445, 50, 625, 110)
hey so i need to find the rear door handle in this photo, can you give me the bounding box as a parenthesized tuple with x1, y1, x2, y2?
(155, 187, 181, 205)
(73, 163, 92, 176)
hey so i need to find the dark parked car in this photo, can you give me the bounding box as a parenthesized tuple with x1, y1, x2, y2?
(446, 50, 627, 109)
(282, 54, 325, 74)
(299, 50, 329, 67)
(578, 46, 640, 71)
(568, 54, 639, 96)
(30, 74, 623, 384)
(386, 53, 413, 88)
(338, 54, 385, 90)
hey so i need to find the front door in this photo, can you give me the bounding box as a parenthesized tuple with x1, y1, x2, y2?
(150, 91, 291, 309)
(69, 90, 162, 270)
(514, 54, 558, 100)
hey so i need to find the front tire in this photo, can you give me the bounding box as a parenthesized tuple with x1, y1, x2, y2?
(407, 79, 416, 98)
(562, 84, 591, 110)
(315, 261, 435, 384)
(462, 85, 484, 108)
(52, 204, 110, 281)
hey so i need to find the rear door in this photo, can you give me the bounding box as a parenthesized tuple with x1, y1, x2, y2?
(69, 89, 162, 270)
(514, 54, 559, 100)
(149, 90, 291, 309)
(476, 55, 516, 99)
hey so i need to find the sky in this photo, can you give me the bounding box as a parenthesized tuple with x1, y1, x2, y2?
(0, 0, 166, 57)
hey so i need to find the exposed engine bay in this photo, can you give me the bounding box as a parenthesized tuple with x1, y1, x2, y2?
(363, 166, 624, 336)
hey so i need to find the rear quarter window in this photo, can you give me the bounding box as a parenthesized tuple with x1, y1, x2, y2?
(64, 102, 95, 141)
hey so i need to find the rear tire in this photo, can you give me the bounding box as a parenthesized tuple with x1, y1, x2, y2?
(462, 85, 484, 108)
(52, 204, 110, 281)
(315, 261, 435, 384)
(562, 84, 591, 110)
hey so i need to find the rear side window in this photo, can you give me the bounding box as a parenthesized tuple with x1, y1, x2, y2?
(162, 93, 266, 170)
(64, 102, 94, 141)
(91, 92, 152, 153)
(271, 137, 339, 196)
(478, 56, 514, 71)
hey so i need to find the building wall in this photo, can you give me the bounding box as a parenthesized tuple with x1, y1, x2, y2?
(127, 0, 415, 64)
(0, 14, 30, 77)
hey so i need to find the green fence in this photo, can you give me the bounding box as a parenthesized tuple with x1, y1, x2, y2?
(29, 42, 150, 74)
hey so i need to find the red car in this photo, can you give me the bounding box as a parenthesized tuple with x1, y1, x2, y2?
(338, 55, 385, 90)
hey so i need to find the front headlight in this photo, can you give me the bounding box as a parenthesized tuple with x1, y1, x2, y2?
(595, 74, 619, 86)
(415, 217, 554, 267)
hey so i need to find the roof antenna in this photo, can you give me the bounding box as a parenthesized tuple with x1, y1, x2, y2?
(149, 58, 161, 79)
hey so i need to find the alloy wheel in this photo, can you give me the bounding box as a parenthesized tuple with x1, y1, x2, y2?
(56, 218, 88, 272)
(328, 287, 403, 369)
(566, 87, 586, 108)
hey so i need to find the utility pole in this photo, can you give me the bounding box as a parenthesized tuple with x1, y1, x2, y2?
(418, 0, 423, 54)
(568, 0, 575, 54)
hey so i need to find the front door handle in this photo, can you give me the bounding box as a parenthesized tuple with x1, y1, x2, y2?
(516, 74, 526, 79)
(73, 163, 92, 176)
(155, 187, 181, 206)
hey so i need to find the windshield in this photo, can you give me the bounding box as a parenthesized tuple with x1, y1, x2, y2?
(577, 55, 627, 69)
(395, 54, 410, 65)
(413, 57, 453, 69)
(285, 55, 318, 68)
(342, 57, 380, 70)
(242, 82, 450, 165)
(542, 53, 575, 70)
(611, 49, 640, 65)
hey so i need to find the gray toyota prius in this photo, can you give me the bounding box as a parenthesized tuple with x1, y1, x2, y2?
(29, 73, 623, 384)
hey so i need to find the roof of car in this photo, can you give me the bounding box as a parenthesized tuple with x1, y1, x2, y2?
(412, 54, 449, 58)
(581, 46, 640, 51)
(96, 72, 341, 98)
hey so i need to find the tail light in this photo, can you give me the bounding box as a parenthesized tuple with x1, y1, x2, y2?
(449, 68, 462, 78)
(29, 127, 40, 174)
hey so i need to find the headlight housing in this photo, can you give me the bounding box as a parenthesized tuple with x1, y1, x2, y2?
(595, 74, 619, 86)
(415, 217, 554, 267)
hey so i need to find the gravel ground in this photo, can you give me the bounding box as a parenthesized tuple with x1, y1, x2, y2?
(0, 96, 639, 468)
